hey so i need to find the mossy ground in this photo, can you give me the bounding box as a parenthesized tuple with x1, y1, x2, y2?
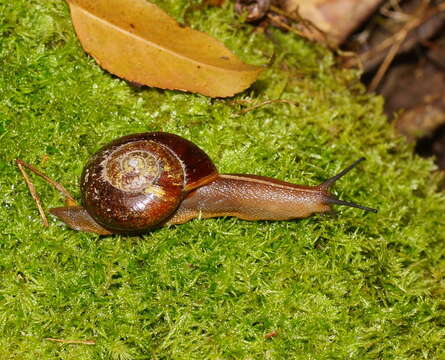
(1, 1, 444, 359)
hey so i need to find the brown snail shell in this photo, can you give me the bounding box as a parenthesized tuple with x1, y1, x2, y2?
(80, 132, 217, 233)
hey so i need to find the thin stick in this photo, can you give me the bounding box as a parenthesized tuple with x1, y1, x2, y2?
(16, 160, 49, 227)
(16, 159, 77, 206)
(368, 0, 429, 92)
(269, 5, 330, 47)
(360, 1, 445, 64)
(45, 337, 96, 345)
(264, 330, 278, 339)
(266, 13, 308, 39)
(236, 99, 297, 115)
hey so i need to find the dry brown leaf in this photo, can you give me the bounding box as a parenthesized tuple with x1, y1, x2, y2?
(66, 0, 262, 97)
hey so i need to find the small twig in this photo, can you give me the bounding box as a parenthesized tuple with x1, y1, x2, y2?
(356, 0, 445, 73)
(16, 159, 49, 227)
(269, 4, 331, 47)
(264, 330, 278, 339)
(368, 0, 430, 92)
(380, 0, 412, 22)
(16, 159, 77, 206)
(360, 2, 445, 64)
(45, 337, 96, 345)
(233, 99, 297, 115)
(266, 13, 307, 39)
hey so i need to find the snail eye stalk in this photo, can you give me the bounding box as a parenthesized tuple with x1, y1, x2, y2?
(320, 157, 377, 213)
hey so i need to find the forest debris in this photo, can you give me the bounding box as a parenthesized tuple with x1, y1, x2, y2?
(66, 0, 262, 97)
(380, 53, 445, 123)
(395, 103, 445, 141)
(279, 0, 384, 46)
(235, 0, 382, 47)
(16, 159, 49, 227)
(204, 0, 226, 5)
(427, 32, 445, 68)
(16, 158, 79, 226)
(344, 1, 445, 72)
(45, 337, 96, 345)
(368, 0, 430, 92)
(264, 330, 279, 339)
(378, 23, 445, 169)
(269, 4, 329, 45)
(236, 0, 271, 21)
(231, 98, 297, 114)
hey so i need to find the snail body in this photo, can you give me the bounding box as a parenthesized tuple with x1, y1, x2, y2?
(22, 132, 376, 235)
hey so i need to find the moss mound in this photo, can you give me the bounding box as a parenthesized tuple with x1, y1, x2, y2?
(1, 1, 444, 359)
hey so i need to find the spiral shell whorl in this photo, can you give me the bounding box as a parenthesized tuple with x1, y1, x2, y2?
(103, 143, 162, 192)
(81, 138, 184, 233)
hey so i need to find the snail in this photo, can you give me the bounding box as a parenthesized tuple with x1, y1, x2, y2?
(17, 132, 376, 235)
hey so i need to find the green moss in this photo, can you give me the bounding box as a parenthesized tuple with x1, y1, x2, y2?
(1, 1, 444, 359)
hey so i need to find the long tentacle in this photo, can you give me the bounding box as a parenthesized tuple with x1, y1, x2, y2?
(319, 158, 377, 213)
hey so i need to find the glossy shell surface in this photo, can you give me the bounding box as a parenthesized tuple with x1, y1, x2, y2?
(80, 132, 217, 232)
